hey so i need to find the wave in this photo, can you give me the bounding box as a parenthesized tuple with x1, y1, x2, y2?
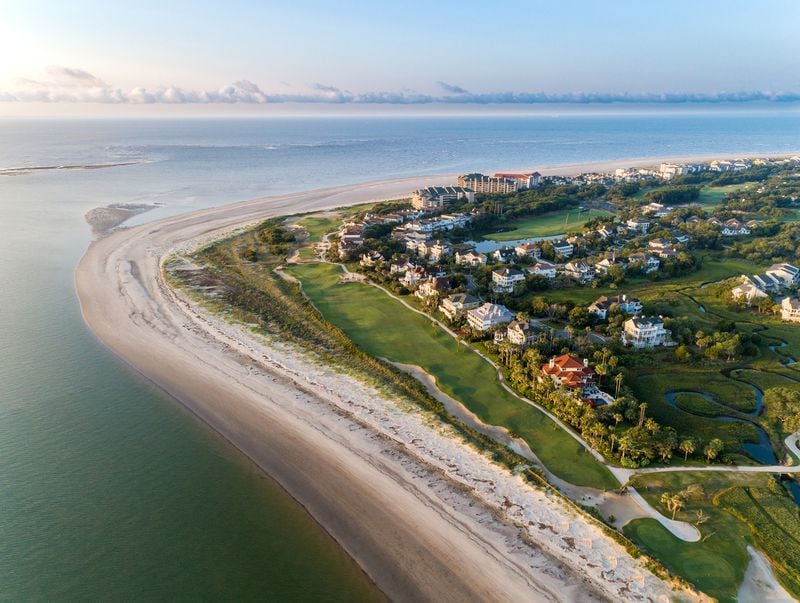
(0, 161, 142, 176)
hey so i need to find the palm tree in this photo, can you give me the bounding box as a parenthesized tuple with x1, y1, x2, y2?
(638, 403, 648, 427)
(614, 373, 624, 399)
(679, 439, 695, 461)
(613, 412, 624, 427)
(669, 494, 685, 519)
(705, 438, 724, 462)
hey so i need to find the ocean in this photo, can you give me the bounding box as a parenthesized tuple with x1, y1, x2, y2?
(1, 109, 799, 599)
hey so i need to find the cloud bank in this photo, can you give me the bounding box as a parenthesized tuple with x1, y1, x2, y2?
(3, 67, 800, 105)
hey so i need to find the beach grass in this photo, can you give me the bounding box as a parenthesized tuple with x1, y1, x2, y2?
(288, 262, 618, 490)
(482, 208, 612, 241)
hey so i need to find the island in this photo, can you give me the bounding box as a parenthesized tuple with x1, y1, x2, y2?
(77, 156, 800, 602)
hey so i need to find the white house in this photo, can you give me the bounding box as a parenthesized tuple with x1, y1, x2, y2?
(627, 252, 660, 273)
(594, 257, 626, 274)
(588, 294, 642, 320)
(622, 316, 670, 348)
(731, 278, 769, 304)
(528, 260, 557, 279)
(721, 219, 751, 236)
(780, 297, 800, 323)
(492, 247, 517, 263)
(767, 263, 800, 288)
(551, 241, 574, 258)
(562, 260, 594, 284)
(467, 303, 515, 331)
(514, 243, 542, 259)
(626, 218, 650, 233)
(439, 293, 480, 320)
(415, 277, 450, 299)
(455, 250, 488, 267)
(505, 320, 548, 346)
(492, 267, 525, 292)
(747, 273, 783, 294)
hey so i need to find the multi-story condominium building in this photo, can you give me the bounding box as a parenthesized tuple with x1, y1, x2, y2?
(622, 316, 670, 348)
(439, 293, 480, 321)
(457, 173, 522, 194)
(492, 267, 525, 292)
(466, 303, 515, 331)
(767, 263, 800, 288)
(493, 172, 541, 188)
(411, 186, 475, 210)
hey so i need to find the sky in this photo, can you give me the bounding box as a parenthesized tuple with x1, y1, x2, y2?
(1, 0, 799, 115)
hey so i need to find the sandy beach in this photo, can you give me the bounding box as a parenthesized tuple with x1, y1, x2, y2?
(74, 169, 715, 601)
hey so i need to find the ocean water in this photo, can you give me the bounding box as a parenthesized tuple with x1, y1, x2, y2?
(1, 110, 799, 599)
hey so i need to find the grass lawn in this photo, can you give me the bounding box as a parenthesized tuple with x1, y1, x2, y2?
(288, 262, 617, 490)
(483, 208, 612, 241)
(295, 215, 341, 241)
(633, 183, 753, 209)
(625, 471, 769, 602)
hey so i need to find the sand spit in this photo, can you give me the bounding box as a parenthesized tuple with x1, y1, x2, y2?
(85, 202, 160, 236)
(76, 173, 707, 602)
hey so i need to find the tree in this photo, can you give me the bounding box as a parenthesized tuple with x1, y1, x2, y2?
(704, 438, 724, 462)
(679, 438, 696, 461)
(613, 412, 624, 427)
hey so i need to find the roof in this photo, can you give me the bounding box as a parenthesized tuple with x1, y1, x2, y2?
(627, 316, 664, 328)
(493, 267, 523, 277)
(447, 293, 478, 305)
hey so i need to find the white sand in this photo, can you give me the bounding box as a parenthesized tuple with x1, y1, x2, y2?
(738, 546, 796, 602)
(75, 173, 710, 601)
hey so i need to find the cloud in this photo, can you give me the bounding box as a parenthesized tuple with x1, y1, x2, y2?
(436, 81, 469, 94)
(2, 66, 800, 105)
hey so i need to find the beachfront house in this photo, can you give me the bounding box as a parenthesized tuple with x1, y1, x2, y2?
(588, 294, 642, 320)
(492, 267, 525, 293)
(466, 303, 514, 331)
(439, 293, 480, 321)
(622, 316, 670, 348)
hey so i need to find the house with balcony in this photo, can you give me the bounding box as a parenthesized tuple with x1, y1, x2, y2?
(588, 294, 642, 320)
(562, 260, 594, 284)
(439, 293, 480, 321)
(551, 241, 574, 258)
(466, 303, 515, 331)
(622, 316, 670, 348)
(455, 250, 488, 267)
(528, 260, 557, 279)
(514, 243, 542, 259)
(415, 277, 450, 299)
(492, 267, 525, 293)
(780, 297, 800, 323)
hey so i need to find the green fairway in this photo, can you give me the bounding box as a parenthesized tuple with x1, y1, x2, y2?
(482, 208, 612, 241)
(633, 183, 752, 209)
(624, 519, 747, 602)
(625, 471, 772, 602)
(288, 262, 617, 489)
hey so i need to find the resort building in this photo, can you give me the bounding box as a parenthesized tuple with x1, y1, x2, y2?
(493, 172, 541, 188)
(588, 294, 642, 320)
(780, 297, 800, 323)
(492, 267, 525, 292)
(439, 293, 480, 321)
(466, 303, 515, 331)
(528, 260, 557, 279)
(457, 173, 530, 194)
(411, 186, 475, 210)
(622, 316, 670, 348)
(455, 250, 488, 266)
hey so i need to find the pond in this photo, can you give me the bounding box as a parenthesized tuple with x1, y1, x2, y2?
(768, 340, 797, 366)
(466, 234, 564, 254)
(664, 385, 777, 465)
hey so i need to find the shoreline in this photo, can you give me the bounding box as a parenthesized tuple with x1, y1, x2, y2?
(71, 164, 746, 600)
